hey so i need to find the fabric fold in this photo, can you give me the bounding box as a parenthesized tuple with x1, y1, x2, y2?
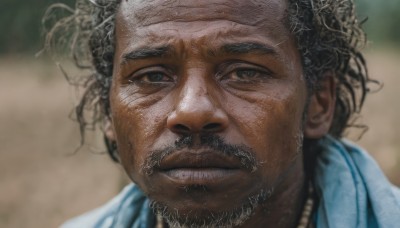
(315, 136, 400, 228)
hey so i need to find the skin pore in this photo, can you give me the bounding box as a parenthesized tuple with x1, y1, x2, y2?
(105, 0, 335, 227)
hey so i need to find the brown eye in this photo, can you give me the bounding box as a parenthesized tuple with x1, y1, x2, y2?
(140, 72, 171, 83)
(217, 61, 273, 84)
(224, 68, 271, 82)
(129, 70, 173, 85)
(233, 69, 259, 80)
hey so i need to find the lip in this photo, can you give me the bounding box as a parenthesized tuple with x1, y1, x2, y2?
(156, 149, 244, 185)
(162, 168, 241, 185)
(159, 149, 243, 170)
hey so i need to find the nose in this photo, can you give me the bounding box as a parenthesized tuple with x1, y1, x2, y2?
(167, 77, 228, 135)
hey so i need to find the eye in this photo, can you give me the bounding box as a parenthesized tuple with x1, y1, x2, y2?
(222, 67, 272, 83)
(138, 72, 171, 83)
(128, 67, 174, 85)
(231, 69, 260, 80)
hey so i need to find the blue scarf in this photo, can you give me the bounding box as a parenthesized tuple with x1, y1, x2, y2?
(314, 136, 400, 227)
(62, 136, 400, 228)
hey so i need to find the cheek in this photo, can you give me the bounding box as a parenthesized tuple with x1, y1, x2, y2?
(226, 87, 305, 176)
(110, 87, 173, 176)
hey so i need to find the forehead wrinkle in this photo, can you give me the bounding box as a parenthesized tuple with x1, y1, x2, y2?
(132, 20, 282, 44)
(119, 0, 288, 27)
(124, 20, 289, 62)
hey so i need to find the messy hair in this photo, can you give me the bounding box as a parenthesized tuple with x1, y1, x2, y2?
(43, 0, 375, 160)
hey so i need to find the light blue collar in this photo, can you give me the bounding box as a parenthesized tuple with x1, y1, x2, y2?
(61, 136, 400, 228)
(314, 136, 400, 227)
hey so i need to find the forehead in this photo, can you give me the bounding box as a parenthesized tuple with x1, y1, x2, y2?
(116, 0, 292, 57)
(117, 0, 288, 28)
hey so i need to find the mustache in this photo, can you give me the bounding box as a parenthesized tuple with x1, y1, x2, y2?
(141, 134, 258, 176)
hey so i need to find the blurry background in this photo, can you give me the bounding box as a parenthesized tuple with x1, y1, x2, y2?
(0, 0, 399, 227)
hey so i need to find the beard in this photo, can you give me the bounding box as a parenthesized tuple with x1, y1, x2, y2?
(144, 131, 304, 228)
(149, 188, 271, 228)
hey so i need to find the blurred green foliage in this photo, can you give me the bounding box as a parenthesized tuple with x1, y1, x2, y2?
(357, 0, 400, 46)
(0, 0, 398, 55)
(0, 0, 73, 55)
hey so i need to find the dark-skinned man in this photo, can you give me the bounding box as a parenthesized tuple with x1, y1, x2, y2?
(43, 0, 400, 227)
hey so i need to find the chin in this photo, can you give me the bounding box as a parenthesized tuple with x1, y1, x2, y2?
(149, 187, 271, 228)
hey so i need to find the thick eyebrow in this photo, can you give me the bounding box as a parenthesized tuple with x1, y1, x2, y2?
(121, 45, 173, 65)
(219, 42, 277, 56)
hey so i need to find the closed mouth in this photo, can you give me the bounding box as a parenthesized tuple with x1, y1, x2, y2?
(156, 149, 244, 185)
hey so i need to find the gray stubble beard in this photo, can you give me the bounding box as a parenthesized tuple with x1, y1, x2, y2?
(147, 127, 305, 228)
(149, 187, 273, 228)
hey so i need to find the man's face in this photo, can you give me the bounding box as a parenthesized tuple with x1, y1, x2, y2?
(110, 0, 308, 226)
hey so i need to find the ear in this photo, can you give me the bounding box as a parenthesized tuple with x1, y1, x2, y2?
(104, 117, 116, 142)
(304, 72, 336, 139)
(104, 117, 122, 162)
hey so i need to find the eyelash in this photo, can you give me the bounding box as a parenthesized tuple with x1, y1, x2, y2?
(129, 72, 169, 83)
(218, 63, 273, 82)
(127, 63, 273, 86)
(128, 66, 174, 85)
(231, 68, 270, 79)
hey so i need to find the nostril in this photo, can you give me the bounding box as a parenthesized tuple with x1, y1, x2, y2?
(203, 123, 221, 131)
(174, 124, 191, 133)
